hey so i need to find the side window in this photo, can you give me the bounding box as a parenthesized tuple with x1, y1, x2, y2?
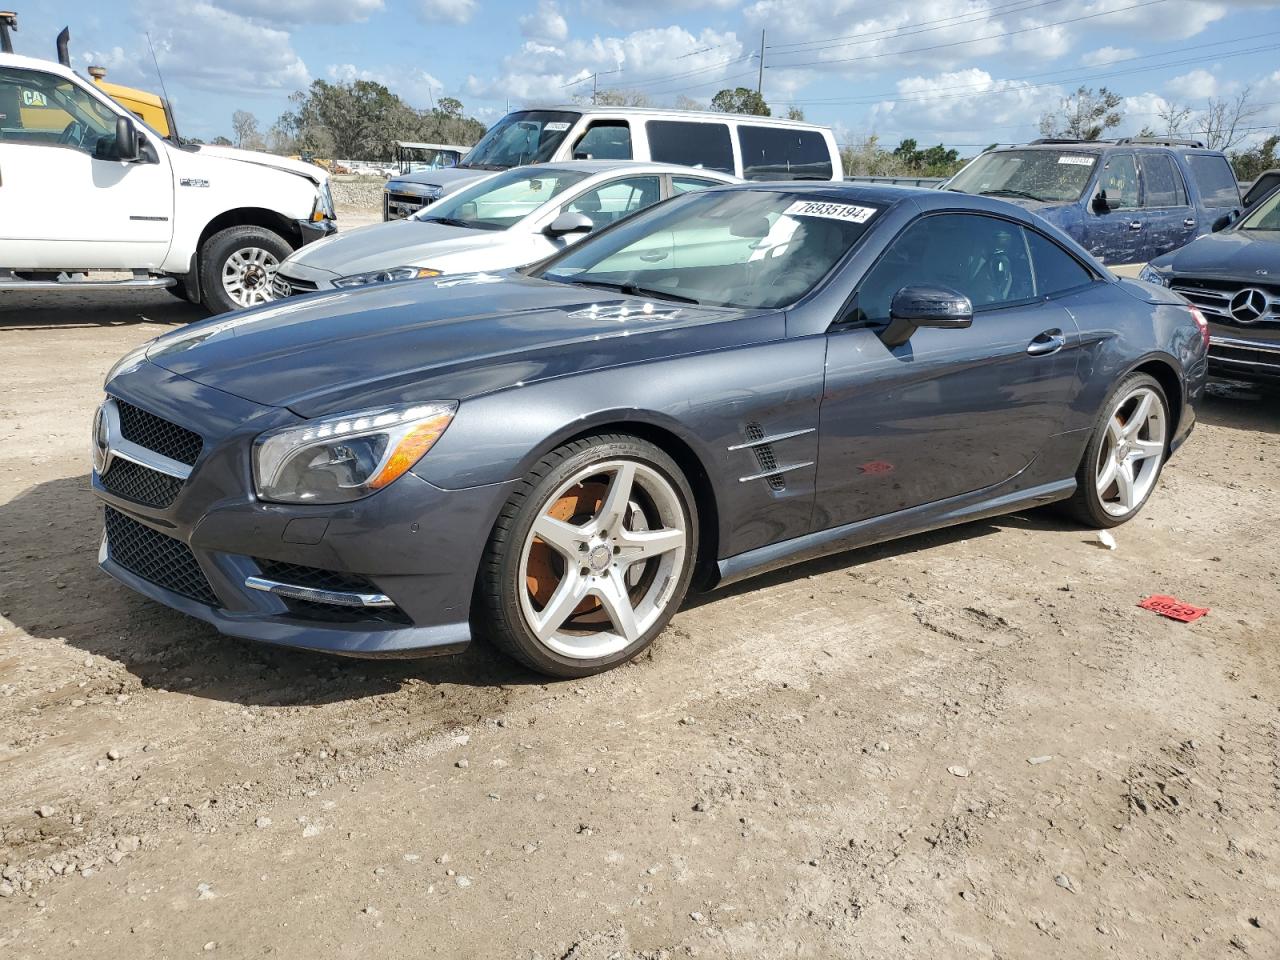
(571, 120, 632, 160)
(563, 175, 662, 228)
(670, 175, 722, 195)
(644, 120, 734, 174)
(737, 125, 833, 181)
(1140, 154, 1187, 208)
(853, 214, 1036, 323)
(0, 68, 118, 155)
(1099, 154, 1140, 210)
(1024, 229, 1094, 296)
(1185, 154, 1240, 208)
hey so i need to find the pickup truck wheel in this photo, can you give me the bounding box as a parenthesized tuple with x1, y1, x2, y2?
(199, 226, 292, 313)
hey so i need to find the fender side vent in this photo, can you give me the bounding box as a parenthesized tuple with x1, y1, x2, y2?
(745, 422, 786, 491)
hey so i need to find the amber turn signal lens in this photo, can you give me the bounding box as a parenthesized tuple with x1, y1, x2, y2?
(368, 413, 454, 489)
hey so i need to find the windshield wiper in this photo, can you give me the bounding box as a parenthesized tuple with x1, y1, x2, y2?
(979, 188, 1050, 202)
(561, 279, 702, 305)
(422, 216, 473, 228)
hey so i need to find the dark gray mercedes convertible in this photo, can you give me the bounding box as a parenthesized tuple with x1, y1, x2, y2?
(93, 184, 1208, 677)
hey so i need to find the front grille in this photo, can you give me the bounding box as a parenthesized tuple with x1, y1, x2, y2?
(1171, 279, 1280, 327)
(104, 506, 218, 606)
(273, 275, 317, 298)
(100, 459, 184, 508)
(385, 192, 432, 220)
(116, 400, 203, 466)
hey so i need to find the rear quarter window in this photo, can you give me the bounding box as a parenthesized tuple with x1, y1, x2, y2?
(737, 126, 833, 180)
(645, 120, 734, 174)
(1185, 154, 1240, 208)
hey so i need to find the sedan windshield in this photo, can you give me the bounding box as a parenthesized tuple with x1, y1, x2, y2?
(539, 189, 881, 309)
(417, 167, 590, 231)
(461, 110, 580, 169)
(1238, 188, 1280, 231)
(947, 150, 1097, 203)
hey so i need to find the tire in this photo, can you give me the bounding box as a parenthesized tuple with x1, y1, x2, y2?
(1063, 372, 1170, 528)
(476, 434, 699, 678)
(197, 225, 293, 314)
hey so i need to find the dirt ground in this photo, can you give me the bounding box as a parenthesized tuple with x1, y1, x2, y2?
(1, 280, 1278, 960)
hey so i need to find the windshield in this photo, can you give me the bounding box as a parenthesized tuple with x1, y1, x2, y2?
(416, 167, 590, 231)
(947, 149, 1097, 203)
(538, 189, 881, 309)
(1238, 187, 1280, 231)
(461, 110, 580, 169)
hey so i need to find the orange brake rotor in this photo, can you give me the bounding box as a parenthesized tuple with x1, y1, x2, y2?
(526, 481, 608, 615)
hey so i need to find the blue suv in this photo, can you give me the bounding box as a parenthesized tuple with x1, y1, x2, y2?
(943, 138, 1241, 274)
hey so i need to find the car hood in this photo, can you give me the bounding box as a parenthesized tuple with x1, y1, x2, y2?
(1152, 228, 1280, 277)
(282, 219, 511, 278)
(389, 167, 491, 190)
(142, 274, 770, 417)
(185, 145, 327, 185)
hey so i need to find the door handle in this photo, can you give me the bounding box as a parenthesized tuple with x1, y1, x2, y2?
(1027, 329, 1066, 356)
(1183, 218, 1196, 228)
(1128, 221, 1143, 231)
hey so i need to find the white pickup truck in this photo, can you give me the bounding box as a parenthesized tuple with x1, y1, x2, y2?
(0, 52, 336, 312)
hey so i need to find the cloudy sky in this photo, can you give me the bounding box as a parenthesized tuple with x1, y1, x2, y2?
(19, 0, 1280, 152)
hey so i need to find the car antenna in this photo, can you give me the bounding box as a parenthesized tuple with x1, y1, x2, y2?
(145, 31, 173, 114)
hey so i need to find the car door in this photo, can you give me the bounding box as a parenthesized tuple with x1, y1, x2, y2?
(0, 65, 173, 269)
(815, 212, 1081, 528)
(1138, 152, 1196, 260)
(1084, 152, 1144, 269)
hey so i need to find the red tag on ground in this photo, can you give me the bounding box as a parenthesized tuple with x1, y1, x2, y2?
(1138, 595, 1209, 623)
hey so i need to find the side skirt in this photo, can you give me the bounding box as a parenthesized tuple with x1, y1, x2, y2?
(714, 477, 1076, 588)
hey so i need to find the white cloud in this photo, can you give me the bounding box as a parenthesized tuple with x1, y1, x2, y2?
(866, 68, 1055, 145)
(216, 0, 384, 23)
(467, 25, 746, 103)
(418, 0, 478, 25)
(521, 0, 569, 43)
(1167, 68, 1225, 100)
(1080, 46, 1138, 66)
(139, 0, 310, 93)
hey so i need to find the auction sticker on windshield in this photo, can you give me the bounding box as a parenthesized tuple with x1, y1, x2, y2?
(783, 200, 877, 223)
(544, 122, 571, 132)
(1058, 155, 1094, 166)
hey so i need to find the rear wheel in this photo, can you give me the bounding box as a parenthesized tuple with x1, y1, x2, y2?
(477, 435, 698, 678)
(198, 226, 293, 313)
(1064, 372, 1169, 527)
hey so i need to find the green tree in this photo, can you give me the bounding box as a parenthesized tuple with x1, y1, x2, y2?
(710, 87, 770, 116)
(785, 105, 805, 121)
(1230, 134, 1280, 181)
(231, 109, 260, 149)
(1038, 86, 1123, 141)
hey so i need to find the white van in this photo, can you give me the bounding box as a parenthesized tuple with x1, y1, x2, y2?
(0, 52, 335, 312)
(383, 105, 842, 219)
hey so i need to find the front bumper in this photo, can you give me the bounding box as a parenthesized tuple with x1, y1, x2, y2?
(297, 217, 337, 246)
(1207, 333, 1280, 383)
(93, 361, 514, 657)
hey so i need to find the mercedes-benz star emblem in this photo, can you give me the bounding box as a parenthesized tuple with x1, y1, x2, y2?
(1229, 287, 1269, 323)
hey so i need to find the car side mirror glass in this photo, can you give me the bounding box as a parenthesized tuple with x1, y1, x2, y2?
(544, 211, 595, 237)
(1092, 190, 1112, 214)
(114, 115, 139, 162)
(1211, 212, 1234, 232)
(879, 285, 973, 348)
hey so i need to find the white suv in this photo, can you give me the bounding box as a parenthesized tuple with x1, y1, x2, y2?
(0, 53, 336, 312)
(384, 105, 843, 220)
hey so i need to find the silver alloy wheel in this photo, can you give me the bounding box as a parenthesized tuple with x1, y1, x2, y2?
(221, 246, 281, 308)
(1095, 385, 1166, 518)
(518, 460, 688, 660)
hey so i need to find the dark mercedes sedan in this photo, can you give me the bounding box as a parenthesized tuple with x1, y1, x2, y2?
(1141, 185, 1280, 382)
(93, 184, 1208, 677)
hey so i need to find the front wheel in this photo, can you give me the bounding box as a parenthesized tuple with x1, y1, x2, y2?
(1064, 372, 1169, 528)
(476, 435, 698, 678)
(198, 226, 293, 313)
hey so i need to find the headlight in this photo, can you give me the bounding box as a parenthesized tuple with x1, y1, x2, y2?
(253, 402, 456, 504)
(312, 180, 335, 222)
(1138, 264, 1170, 287)
(104, 339, 154, 387)
(332, 266, 442, 288)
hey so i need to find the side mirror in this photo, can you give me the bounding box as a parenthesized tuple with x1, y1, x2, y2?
(879, 285, 973, 348)
(1091, 190, 1113, 214)
(544, 211, 595, 237)
(1211, 212, 1235, 232)
(114, 115, 139, 162)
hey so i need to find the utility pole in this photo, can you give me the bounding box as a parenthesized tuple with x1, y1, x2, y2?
(757, 29, 765, 97)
